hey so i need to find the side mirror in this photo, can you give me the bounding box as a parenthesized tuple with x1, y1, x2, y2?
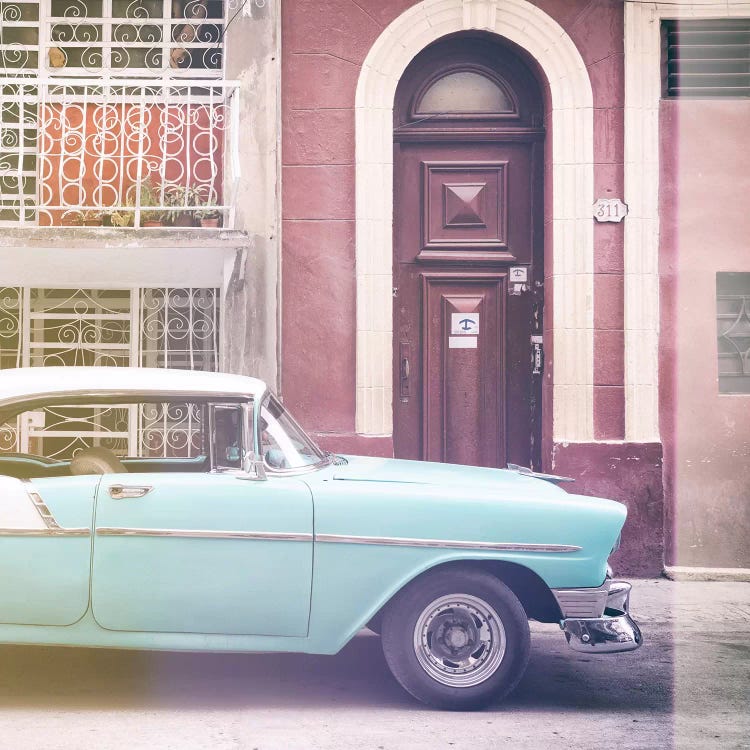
(238, 455, 267, 481)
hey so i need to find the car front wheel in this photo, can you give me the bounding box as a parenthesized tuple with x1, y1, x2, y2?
(381, 568, 530, 709)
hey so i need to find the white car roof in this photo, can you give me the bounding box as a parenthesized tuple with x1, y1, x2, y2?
(0, 367, 267, 411)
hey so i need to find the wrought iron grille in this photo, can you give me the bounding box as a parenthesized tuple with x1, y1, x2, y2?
(0, 285, 220, 457)
(0, 0, 238, 78)
(0, 78, 239, 226)
(0, 0, 242, 227)
(23, 404, 131, 458)
(27, 287, 133, 366)
(21, 402, 205, 459)
(0, 287, 22, 370)
(140, 287, 219, 369)
(138, 401, 203, 456)
(717, 273, 750, 394)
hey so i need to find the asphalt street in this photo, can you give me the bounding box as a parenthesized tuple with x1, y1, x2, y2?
(0, 579, 748, 750)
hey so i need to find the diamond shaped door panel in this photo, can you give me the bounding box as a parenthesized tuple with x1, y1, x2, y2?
(444, 183, 487, 226)
(419, 157, 531, 264)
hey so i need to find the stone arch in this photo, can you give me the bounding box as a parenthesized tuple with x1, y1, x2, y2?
(355, 0, 594, 442)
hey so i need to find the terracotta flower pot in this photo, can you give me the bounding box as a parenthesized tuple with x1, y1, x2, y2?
(174, 212, 197, 227)
(200, 217, 220, 228)
(143, 220, 163, 228)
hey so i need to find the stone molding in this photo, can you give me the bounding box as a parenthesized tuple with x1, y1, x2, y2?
(354, 0, 595, 440)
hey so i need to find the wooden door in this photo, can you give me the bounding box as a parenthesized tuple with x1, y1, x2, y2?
(392, 35, 544, 469)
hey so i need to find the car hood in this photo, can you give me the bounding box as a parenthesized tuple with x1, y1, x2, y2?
(332, 455, 567, 498)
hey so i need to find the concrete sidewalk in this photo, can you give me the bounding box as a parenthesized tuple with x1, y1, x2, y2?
(629, 578, 750, 750)
(527, 578, 750, 750)
(628, 577, 750, 629)
(0, 578, 748, 750)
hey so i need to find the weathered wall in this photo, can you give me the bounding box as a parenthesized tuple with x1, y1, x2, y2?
(551, 442, 664, 576)
(281, 0, 627, 441)
(660, 100, 750, 569)
(280, 0, 664, 572)
(222, 4, 281, 389)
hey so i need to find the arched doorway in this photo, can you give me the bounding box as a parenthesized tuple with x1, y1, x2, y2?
(392, 34, 545, 469)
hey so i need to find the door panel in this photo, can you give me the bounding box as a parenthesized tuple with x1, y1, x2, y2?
(396, 146, 533, 266)
(0, 475, 97, 626)
(422, 275, 504, 466)
(394, 142, 542, 468)
(420, 161, 513, 261)
(92, 473, 313, 636)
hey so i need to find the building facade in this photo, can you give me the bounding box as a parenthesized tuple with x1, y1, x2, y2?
(0, 0, 279, 453)
(1, 0, 748, 577)
(279, 0, 750, 577)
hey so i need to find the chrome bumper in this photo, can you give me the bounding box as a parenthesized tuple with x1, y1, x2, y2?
(560, 581, 643, 653)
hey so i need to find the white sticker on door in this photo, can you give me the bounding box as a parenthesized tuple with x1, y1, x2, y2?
(451, 313, 479, 335)
(449, 336, 478, 349)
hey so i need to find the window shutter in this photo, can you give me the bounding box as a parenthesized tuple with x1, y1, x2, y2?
(663, 19, 750, 98)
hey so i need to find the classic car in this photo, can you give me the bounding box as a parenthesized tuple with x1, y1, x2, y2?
(0, 367, 641, 709)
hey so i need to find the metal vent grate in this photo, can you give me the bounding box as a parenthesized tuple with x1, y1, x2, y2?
(663, 19, 750, 98)
(717, 272, 750, 394)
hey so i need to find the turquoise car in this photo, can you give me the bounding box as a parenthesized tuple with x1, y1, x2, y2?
(0, 367, 641, 709)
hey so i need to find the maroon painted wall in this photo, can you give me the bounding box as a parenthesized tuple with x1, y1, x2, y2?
(280, 1, 663, 573)
(551, 442, 664, 576)
(281, 0, 627, 445)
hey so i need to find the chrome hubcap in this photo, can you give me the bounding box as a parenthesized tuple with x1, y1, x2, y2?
(413, 593, 506, 687)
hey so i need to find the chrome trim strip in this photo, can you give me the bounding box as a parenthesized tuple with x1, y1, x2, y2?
(0, 527, 91, 537)
(552, 582, 611, 619)
(315, 534, 581, 553)
(561, 582, 642, 653)
(2, 480, 93, 537)
(605, 580, 632, 614)
(96, 527, 313, 541)
(562, 611, 642, 653)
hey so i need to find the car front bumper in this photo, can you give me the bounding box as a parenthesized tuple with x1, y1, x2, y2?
(559, 580, 643, 653)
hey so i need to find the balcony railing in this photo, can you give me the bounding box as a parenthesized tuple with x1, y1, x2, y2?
(0, 78, 240, 228)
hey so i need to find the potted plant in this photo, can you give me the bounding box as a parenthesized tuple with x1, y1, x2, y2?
(108, 208, 134, 227)
(163, 182, 201, 227)
(80, 209, 104, 227)
(130, 178, 166, 228)
(194, 197, 222, 228)
(60, 209, 83, 227)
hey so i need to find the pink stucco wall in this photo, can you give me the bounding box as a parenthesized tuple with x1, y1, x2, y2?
(660, 100, 750, 569)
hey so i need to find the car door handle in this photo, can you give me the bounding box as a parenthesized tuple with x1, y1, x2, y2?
(109, 484, 153, 500)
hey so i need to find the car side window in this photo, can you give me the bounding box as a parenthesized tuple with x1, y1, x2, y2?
(211, 405, 243, 471)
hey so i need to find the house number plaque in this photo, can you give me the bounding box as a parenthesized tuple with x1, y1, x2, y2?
(593, 198, 628, 223)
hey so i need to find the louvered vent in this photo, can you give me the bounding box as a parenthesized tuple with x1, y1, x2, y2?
(663, 19, 750, 98)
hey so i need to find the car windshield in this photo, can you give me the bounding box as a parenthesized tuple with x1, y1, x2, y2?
(259, 395, 328, 471)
